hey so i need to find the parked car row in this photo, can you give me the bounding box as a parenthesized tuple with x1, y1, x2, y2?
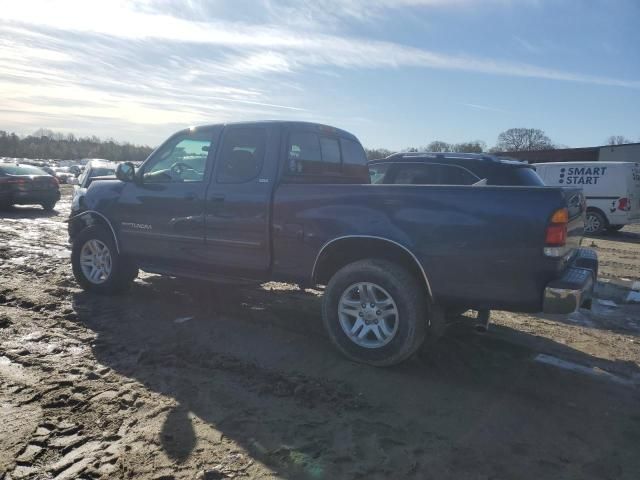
(0, 158, 117, 211)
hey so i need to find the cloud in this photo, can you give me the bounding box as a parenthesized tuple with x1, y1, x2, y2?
(460, 103, 508, 113)
(2, 1, 636, 88)
(513, 35, 542, 54)
(0, 0, 638, 144)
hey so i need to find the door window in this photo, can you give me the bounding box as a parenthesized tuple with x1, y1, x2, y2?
(216, 127, 267, 184)
(143, 132, 214, 183)
(392, 163, 479, 185)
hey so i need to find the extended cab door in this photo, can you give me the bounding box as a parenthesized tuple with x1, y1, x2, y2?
(202, 124, 278, 277)
(115, 126, 220, 266)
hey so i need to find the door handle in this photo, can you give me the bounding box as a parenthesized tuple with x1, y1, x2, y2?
(184, 193, 197, 201)
(209, 195, 225, 204)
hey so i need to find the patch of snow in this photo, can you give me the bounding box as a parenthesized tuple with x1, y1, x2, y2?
(174, 316, 193, 324)
(597, 299, 618, 308)
(568, 310, 596, 327)
(626, 291, 640, 304)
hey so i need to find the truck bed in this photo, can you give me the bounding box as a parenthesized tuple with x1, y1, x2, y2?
(273, 184, 585, 312)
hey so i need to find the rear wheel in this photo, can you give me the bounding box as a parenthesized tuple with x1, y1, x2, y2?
(71, 226, 136, 294)
(41, 200, 56, 211)
(322, 259, 427, 366)
(585, 210, 607, 236)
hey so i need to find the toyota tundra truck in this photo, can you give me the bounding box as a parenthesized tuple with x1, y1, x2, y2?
(68, 121, 598, 366)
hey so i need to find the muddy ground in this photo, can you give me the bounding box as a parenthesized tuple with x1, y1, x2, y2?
(1, 185, 640, 480)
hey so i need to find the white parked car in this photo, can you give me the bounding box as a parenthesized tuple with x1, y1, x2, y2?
(71, 159, 118, 211)
(534, 161, 640, 235)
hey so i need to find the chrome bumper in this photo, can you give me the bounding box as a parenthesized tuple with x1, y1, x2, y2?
(543, 248, 598, 315)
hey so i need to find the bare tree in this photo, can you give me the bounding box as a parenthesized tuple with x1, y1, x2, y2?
(495, 128, 553, 152)
(426, 141, 452, 152)
(364, 148, 392, 160)
(607, 135, 632, 145)
(453, 141, 485, 153)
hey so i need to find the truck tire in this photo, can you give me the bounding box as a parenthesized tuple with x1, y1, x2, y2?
(41, 200, 56, 211)
(322, 259, 427, 366)
(585, 210, 607, 236)
(71, 226, 136, 294)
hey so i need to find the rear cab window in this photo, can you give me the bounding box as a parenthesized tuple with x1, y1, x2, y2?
(285, 130, 368, 183)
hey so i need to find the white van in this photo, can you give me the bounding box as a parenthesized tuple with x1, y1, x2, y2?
(534, 161, 640, 235)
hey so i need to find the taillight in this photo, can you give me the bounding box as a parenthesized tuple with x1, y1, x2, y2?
(617, 197, 630, 211)
(545, 208, 568, 247)
(50, 176, 59, 186)
(5, 178, 26, 185)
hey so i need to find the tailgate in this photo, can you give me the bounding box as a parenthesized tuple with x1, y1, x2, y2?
(560, 187, 585, 251)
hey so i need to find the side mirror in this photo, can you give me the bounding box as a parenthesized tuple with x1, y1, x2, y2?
(116, 162, 135, 182)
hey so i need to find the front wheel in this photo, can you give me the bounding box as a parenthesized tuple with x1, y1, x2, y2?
(585, 210, 607, 236)
(322, 259, 427, 366)
(71, 226, 136, 294)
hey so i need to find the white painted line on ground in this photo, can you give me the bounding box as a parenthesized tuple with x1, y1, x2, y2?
(534, 354, 635, 386)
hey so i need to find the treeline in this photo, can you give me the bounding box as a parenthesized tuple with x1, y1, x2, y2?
(0, 129, 153, 162)
(365, 129, 638, 160)
(2, 127, 635, 163)
(365, 140, 485, 160)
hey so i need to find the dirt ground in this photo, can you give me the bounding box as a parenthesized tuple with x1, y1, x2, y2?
(1, 185, 640, 480)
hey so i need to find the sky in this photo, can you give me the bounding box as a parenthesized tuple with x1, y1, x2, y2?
(0, 0, 639, 150)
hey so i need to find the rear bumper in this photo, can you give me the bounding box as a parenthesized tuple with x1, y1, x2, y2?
(10, 190, 60, 205)
(543, 248, 598, 315)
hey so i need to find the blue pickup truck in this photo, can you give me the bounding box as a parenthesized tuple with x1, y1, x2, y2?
(68, 121, 597, 366)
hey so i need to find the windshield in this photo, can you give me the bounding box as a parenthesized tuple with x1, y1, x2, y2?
(90, 167, 116, 178)
(0, 164, 48, 176)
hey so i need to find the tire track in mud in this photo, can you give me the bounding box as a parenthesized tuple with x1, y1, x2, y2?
(3, 187, 640, 479)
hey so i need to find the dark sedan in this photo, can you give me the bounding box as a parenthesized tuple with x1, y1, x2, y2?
(0, 163, 61, 210)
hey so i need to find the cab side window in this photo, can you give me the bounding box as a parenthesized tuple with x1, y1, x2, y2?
(216, 127, 267, 184)
(143, 131, 214, 183)
(287, 132, 324, 175)
(286, 131, 369, 181)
